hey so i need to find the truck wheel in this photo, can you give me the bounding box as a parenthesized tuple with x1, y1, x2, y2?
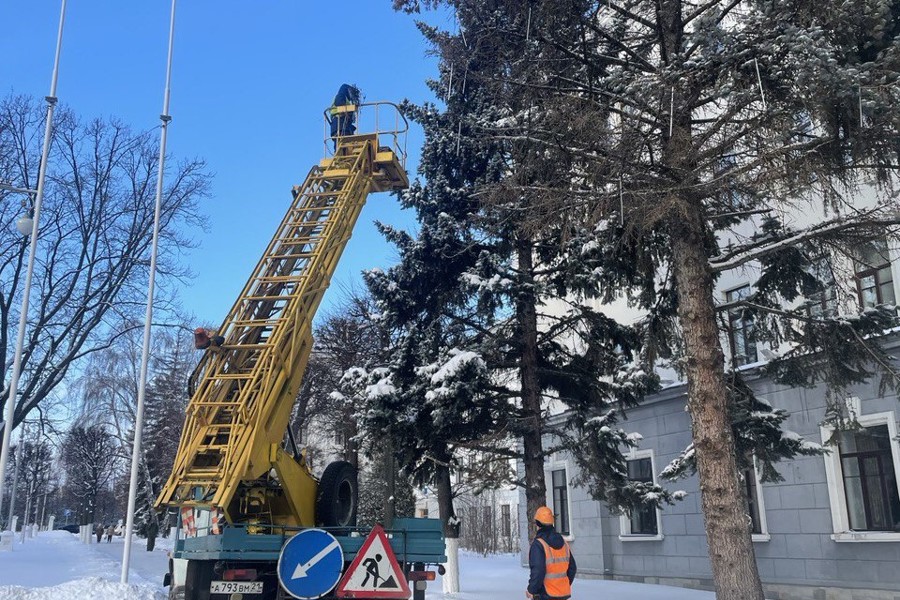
(316, 461, 358, 528)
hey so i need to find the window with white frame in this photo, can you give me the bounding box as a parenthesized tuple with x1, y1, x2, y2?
(500, 504, 511, 537)
(620, 449, 663, 540)
(821, 411, 900, 541)
(715, 154, 742, 211)
(853, 239, 896, 309)
(551, 469, 570, 535)
(806, 255, 838, 318)
(742, 458, 769, 541)
(725, 285, 758, 366)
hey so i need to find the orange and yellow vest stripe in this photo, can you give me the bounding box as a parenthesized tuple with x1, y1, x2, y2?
(536, 538, 572, 599)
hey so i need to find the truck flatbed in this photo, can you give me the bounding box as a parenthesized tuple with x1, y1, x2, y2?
(174, 518, 446, 565)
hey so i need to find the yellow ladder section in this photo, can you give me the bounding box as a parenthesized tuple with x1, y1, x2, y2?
(156, 134, 406, 524)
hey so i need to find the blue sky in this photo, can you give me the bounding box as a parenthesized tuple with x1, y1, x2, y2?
(0, 1, 448, 324)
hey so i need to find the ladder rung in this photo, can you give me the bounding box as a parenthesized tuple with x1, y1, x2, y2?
(242, 295, 291, 302)
(266, 249, 315, 257)
(290, 205, 333, 214)
(242, 292, 292, 299)
(189, 401, 245, 408)
(184, 468, 222, 477)
(255, 276, 307, 284)
(266, 254, 317, 262)
(294, 191, 342, 198)
(216, 343, 268, 350)
(207, 373, 255, 380)
(231, 317, 281, 327)
(274, 237, 325, 245)
(272, 235, 321, 244)
(284, 218, 331, 225)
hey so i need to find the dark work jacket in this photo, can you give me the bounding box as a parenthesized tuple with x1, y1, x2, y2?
(330, 84, 361, 138)
(333, 83, 360, 107)
(527, 526, 577, 598)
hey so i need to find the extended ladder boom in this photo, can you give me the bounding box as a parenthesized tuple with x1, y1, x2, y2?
(157, 105, 408, 527)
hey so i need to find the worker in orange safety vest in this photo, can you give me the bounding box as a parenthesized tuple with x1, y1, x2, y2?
(527, 506, 577, 600)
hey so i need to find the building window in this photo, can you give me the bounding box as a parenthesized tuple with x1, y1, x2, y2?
(725, 285, 757, 366)
(551, 469, 570, 536)
(716, 154, 742, 211)
(854, 239, 895, 308)
(742, 459, 769, 541)
(744, 467, 762, 534)
(821, 411, 900, 541)
(619, 449, 663, 541)
(500, 504, 511, 537)
(628, 458, 658, 535)
(807, 256, 838, 318)
(838, 425, 900, 532)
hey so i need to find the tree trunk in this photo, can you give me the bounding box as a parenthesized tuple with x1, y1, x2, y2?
(382, 439, 396, 529)
(435, 456, 459, 593)
(670, 206, 765, 600)
(516, 238, 546, 540)
(344, 409, 359, 469)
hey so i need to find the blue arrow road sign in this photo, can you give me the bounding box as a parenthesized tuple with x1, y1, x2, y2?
(277, 529, 345, 599)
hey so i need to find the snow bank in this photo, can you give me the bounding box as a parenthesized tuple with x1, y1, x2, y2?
(0, 577, 165, 600)
(0, 529, 169, 599)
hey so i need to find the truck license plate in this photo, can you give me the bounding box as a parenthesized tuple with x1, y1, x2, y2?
(210, 581, 263, 594)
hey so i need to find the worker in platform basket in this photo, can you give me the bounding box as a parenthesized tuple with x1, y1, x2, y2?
(329, 83, 361, 142)
(527, 506, 577, 600)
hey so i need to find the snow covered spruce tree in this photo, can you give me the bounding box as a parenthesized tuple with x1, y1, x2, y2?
(76, 325, 193, 545)
(62, 425, 117, 527)
(395, 1, 900, 598)
(371, 4, 675, 586)
(134, 330, 193, 549)
(297, 293, 385, 469)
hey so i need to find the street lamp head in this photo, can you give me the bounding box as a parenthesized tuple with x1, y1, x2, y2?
(16, 214, 34, 237)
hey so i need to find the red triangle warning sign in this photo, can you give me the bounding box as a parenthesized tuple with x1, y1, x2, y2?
(336, 524, 411, 599)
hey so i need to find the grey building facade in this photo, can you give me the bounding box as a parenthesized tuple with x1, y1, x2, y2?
(520, 335, 900, 600)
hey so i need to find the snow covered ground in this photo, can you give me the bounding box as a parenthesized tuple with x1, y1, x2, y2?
(0, 531, 715, 600)
(0, 531, 168, 600)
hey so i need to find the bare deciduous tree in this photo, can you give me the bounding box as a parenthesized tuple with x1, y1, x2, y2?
(0, 94, 210, 429)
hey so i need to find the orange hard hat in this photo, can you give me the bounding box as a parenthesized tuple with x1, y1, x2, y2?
(534, 506, 554, 526)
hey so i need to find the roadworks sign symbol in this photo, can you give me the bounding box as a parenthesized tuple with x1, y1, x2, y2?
(336, 524, 411, 599)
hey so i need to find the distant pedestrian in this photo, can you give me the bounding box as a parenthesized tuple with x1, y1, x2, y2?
(105, 524, 114, 543)
(95, 524, 103, 543)
(146, 518, 159, 552)
(527, 506, 576, 600)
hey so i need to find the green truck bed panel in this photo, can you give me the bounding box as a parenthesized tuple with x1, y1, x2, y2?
(173, 518, 446, 564)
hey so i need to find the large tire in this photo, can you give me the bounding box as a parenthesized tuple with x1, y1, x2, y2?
(316, 461, 358, 528)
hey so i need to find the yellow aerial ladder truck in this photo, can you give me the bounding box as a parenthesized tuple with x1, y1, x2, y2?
(156, 99, 445, 600)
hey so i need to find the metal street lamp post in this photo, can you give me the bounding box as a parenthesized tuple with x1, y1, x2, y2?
(5, 426, 26, 531)
(121, 0, 177, 582)
(0, 0, 67, 525)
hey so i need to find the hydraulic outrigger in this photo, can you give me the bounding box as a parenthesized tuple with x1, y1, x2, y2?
(155, 100, 445, 600)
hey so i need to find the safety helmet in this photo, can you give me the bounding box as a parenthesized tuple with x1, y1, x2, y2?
(534, 506, 554, 526)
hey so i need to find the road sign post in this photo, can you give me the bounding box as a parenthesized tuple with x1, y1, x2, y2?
(277, 528, 345, 600)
